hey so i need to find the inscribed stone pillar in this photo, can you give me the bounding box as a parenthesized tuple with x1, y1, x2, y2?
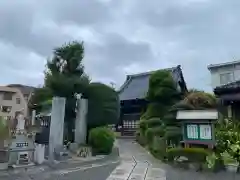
(31, 110, 36, 126)
(75, 98, 88, 144)
(48, 97, 66, 161)
(227, 105, 232, 118)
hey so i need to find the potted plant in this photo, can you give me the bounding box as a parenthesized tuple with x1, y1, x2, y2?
(0, 117, 10, 170)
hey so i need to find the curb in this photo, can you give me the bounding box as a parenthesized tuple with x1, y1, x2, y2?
(0, 148, 120, 178)
(48, 153, 120, 170)
(116, 136, 136, 140)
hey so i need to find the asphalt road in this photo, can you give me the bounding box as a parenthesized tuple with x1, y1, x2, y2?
(0, 161, 119, 180)
(51, 162, 119, 180)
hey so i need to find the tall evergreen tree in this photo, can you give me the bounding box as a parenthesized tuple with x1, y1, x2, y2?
(45, 41, 90, 141)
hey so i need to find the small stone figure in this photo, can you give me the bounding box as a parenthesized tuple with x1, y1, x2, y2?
(11, 111, 31, 134)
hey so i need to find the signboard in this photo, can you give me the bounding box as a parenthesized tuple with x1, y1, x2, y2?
(185, 124, 212, 140)
(186, 125, 198, 139)
(199, 125, 212, 140)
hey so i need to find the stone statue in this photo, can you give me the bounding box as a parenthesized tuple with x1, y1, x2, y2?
(12, 111, 31, 133)
(16, 113, 25, 131)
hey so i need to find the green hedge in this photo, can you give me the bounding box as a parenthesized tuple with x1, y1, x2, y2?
(145, 127, 165, 143)
(166, 148, 210, 163)
(145, 118, 162, 128)
(135, 130, 147, 146)
(139, 120, 148, 134)
(149, 136, 167, 161)
(88, 127, 115, 155)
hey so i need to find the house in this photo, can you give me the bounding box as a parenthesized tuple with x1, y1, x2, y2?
(7, 84, 35, 103)
(0, 86, 29, 119)
(118, 65, 188, 135)
(208, 60, 240, 90)
(208, 60, 240, 119)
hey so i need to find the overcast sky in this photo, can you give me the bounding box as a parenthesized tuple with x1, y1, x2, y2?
(0, 0, 240, 92)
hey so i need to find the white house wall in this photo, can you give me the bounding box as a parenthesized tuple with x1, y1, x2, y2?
(210, 64, 240, 89)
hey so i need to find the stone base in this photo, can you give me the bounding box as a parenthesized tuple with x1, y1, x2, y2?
(11, 162, 35, 168)
(0, 162, 8, 170)
(54, 145, 69, 161)
(69, 143, 79, 153)
(226, 164, 238, 173)
(76, 146, 92, 158)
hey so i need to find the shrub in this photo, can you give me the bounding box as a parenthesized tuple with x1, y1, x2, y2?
(145, 127, 165, 143)
(166, 148, 211, 163)
(145, 118, 162, 128)
(139, 120, 148, 135)
(88, 127, 115, 155)
(135, 130, 147, 146)
(149, 136, 167, 161)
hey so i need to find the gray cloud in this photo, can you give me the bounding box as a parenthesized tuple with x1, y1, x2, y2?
(0, 0, 240, 91)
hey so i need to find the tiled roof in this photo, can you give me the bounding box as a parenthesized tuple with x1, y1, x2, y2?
(7, 84, 36, 96)
(214, 80, 240, 95)
(208, 60, 240, 70)
(215, 80, 240, 89)
(118, 66, 178, 101)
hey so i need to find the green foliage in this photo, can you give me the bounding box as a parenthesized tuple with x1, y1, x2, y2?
(145, 118, 162, 128)
(145, 70, 182, 119)
(169, 100, 194, 112)
(147, 70, 180, 103)
(42, 41, 90, 141)
(184, 91, 216, 109)
(143, 103, 168, 119)
(145, 127, 165, 143)
(166, 148, 210, 163)
(215, 118, 240, 164)
(206, 153, 219, 169)
(88, 127, 115, 154)
(44, 41, 90, 97)
(149, 136, 167, 161)
(29, 87, 53, 113)
(0, 117, 8, 138)
(135, 130, 147, 146)
(160, 101, 191, 146)
(164, 126, 182, 138)
(86, 83, 120, 129)
(139, 120, 148, 135)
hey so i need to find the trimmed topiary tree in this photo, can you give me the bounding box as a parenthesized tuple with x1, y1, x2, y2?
(88, 127, 115, 155)
(86, 83, 120, 130)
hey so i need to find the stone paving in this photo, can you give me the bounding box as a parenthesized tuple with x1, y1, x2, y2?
(109, 139, 240, 180)
(107, 139, 166, 180)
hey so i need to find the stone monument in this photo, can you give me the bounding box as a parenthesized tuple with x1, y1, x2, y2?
(48, 97, 66, 162)
(8, 112, 35, 167)
(74, 94, 88, 145)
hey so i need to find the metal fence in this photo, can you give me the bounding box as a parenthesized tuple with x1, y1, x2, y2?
(35, 117, 51, 145)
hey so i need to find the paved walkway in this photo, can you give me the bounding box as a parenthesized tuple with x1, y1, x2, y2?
(108, 139, 240, 180)
(107, 139, 166, 180)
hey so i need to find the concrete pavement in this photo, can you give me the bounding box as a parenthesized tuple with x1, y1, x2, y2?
(0, 159, 119, 180)
(107, 139, 167, 180)
(112, 139, 240, 180)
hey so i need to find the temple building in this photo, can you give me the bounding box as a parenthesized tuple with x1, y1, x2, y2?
(118, 65, 188, 135)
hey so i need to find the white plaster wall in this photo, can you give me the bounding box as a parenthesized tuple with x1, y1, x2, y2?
(0, 92, 28, 118)
(209, 63, 240, 90)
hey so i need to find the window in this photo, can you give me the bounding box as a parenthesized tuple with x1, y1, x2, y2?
(3, 92, 13, 100)
(123, 120, 138, 129)
(16, 98, 21, 104)
(220, 72, 234, 85)
(1, 106, 12, 113)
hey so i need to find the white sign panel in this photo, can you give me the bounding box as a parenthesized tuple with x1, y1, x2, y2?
(199, 125, 212, 140)
(186, 125, 198, 139)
